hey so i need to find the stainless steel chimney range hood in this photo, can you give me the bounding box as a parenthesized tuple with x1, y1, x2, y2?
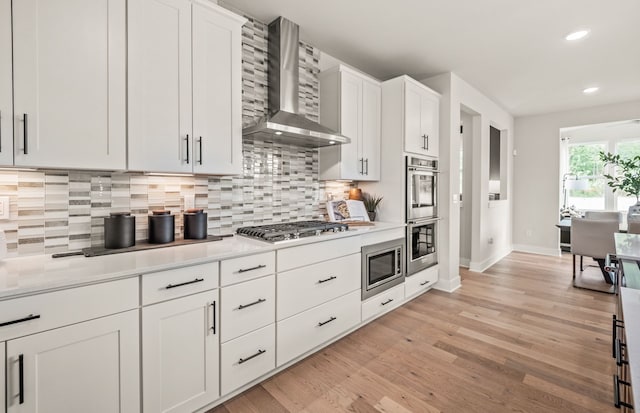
(242, 17, 350, 148)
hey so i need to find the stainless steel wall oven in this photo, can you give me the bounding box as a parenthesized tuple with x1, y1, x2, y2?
(406, 156, 438, 221)
(407, 218, 438, 275)
(361, 238, 405, 300)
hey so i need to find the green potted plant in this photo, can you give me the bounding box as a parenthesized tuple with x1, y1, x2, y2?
(362, 193, 383, 221)
(599, 151, 640, 219)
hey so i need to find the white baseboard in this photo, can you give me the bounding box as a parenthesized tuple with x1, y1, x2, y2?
(433, 276, 461, 293)
(469, 247, 513, 273)
(512, 244, 561, 257)
(459, 257, 470, 268)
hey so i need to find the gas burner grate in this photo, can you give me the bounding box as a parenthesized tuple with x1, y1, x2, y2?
(236, 220, 348, 242)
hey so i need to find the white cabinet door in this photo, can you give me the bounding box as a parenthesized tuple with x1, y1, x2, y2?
(0, 0, 12, 166)
(1, 342, 5, 412)
(404, 80, 439, 158)
(361, 80, 381, 180)
(6, 310, 139, 413)
(339, 71, 363, 180)
(192, 2, 244, 175)
(12, 0, 126, 170)
(420, 92, 439, 158)
(404, 81, 425, 155)
(142, 290, 219, 413)
(128, 0, 192, 173)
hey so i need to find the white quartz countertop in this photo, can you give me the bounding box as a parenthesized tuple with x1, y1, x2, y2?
(620, 287, 640, 406)
(615, 232, 640, 260)
(0, 221, 405, 300)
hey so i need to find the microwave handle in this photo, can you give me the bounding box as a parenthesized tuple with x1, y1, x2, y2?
(397, 249, 402, 274)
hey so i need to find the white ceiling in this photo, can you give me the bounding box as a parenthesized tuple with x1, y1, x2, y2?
(221, 0, 640, 117)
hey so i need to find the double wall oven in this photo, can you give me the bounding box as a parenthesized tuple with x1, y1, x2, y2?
(406, 156, 439, 275)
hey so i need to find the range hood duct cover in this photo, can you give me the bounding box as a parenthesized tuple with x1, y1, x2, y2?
(242, 17, 350, 147)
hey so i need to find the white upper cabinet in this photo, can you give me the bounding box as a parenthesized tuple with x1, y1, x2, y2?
(319, 65, 381, 181)
(0, 0, 13, 166)
(403, 78, 440, 158)
(12, 0, 127, 170)
(192, 2, 244, 175)
(129, 0, 245, 174)
(128, 0, 193, 173)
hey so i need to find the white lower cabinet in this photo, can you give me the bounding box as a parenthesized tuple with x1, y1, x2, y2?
(277, 290, 361, 366)
(277, 253, 360, 320)
(221, 324, 275, 396)
(220, 275, 275, 343)
(361, 283, 405, 321)
(1, 342, 5, 411)
(6, 310, 140, 413)
(142, 290, 219, 413)
(405, 266, 438, 298)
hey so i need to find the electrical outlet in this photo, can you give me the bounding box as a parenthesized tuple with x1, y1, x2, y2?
(488, 237, 494, 245)
(526, 229, 533, 238)
(0, 196, 9, 220)
(183, 194, 195, 211)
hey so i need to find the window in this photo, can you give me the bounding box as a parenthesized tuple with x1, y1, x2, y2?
(566, 143, 605, 210)
(615, 140, 640, 212)
(560, 119, 640, 215)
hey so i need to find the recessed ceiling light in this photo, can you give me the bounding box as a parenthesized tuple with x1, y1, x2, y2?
(565, 30, 590, 41)
(274, 131, 283, 135)
(583, 87, 599, 94)
(329, 140, 335, 145)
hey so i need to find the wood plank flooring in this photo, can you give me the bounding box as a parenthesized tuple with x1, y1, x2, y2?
(209, 252, 618, 412)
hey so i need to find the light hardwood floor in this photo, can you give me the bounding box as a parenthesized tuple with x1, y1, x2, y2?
(209, 252, 618, 412)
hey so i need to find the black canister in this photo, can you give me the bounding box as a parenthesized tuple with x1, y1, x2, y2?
(184, 209, 208, 239)
(148, 210, 175, 244)
(104, 212, 136, 249)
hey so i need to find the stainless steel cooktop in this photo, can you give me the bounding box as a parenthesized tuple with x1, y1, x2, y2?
(236, 220, 348, 243)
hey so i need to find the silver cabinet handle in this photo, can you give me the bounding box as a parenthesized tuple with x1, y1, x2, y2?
(381, 298, 394, 306)
(237, 298, 266, 310)
(238, 264, 266, 273)
(185, 135, 190, 164)
(317, 276, 336, 284)
(0, 314, 41, 328)
(318, 316, 337, 327)
(238, 349, 266, 364)
(198, 136, 203, 165)
(23, 113, 28, 154)
(165, 278, 204, 289)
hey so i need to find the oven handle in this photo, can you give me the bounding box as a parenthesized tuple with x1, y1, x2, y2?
(408, 167, 440, 173)
(408, 217, 441, 225)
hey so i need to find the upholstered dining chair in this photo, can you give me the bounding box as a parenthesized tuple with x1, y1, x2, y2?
(628, 220, 640, 234)
(584, 210, 622, 222)
(570, 217, 619, 292)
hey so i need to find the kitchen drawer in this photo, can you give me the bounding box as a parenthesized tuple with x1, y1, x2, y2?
(221, 275, 275, 342)
(220, 251, 275, 286)
(405, 266, 438, 298)
(0, 277, 138, 342)
(278, 237, 360, 272)
(362, 283, 405, 321)
(142, 262, 218, 305)
(221, 323, 275, 395)
(277, 290, 360, 366)
(277, 253, 360, 320)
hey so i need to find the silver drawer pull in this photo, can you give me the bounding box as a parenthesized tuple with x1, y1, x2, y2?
(420, 280, 431, 286)
(237, 298, 266, 310)
(238, 349, 266, 364)
(318, 316, 337, 327)
(381, 298, 394, 306)
(0, 314, 41, 328)
(237, 264, 266, 273)
(165, 278, 204, 289)
(318, 276, 337, 284)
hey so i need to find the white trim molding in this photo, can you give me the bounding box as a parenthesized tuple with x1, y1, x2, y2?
(512, 244, 562, 257)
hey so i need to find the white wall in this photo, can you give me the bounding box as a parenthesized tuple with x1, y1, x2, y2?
(459, 111, 473, 266)
(513, 100, 640, 255)
(423, 73, 514, 282)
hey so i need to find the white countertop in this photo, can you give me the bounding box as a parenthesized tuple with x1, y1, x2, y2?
(615, 232, 640, 260)
(620, 287, 640, 406)
(0, 221, 405, 300)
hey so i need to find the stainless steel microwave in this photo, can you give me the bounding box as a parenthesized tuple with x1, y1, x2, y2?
(361, 238, 405, 300)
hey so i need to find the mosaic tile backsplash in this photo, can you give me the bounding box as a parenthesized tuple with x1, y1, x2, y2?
(0, 8, 352, 257)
